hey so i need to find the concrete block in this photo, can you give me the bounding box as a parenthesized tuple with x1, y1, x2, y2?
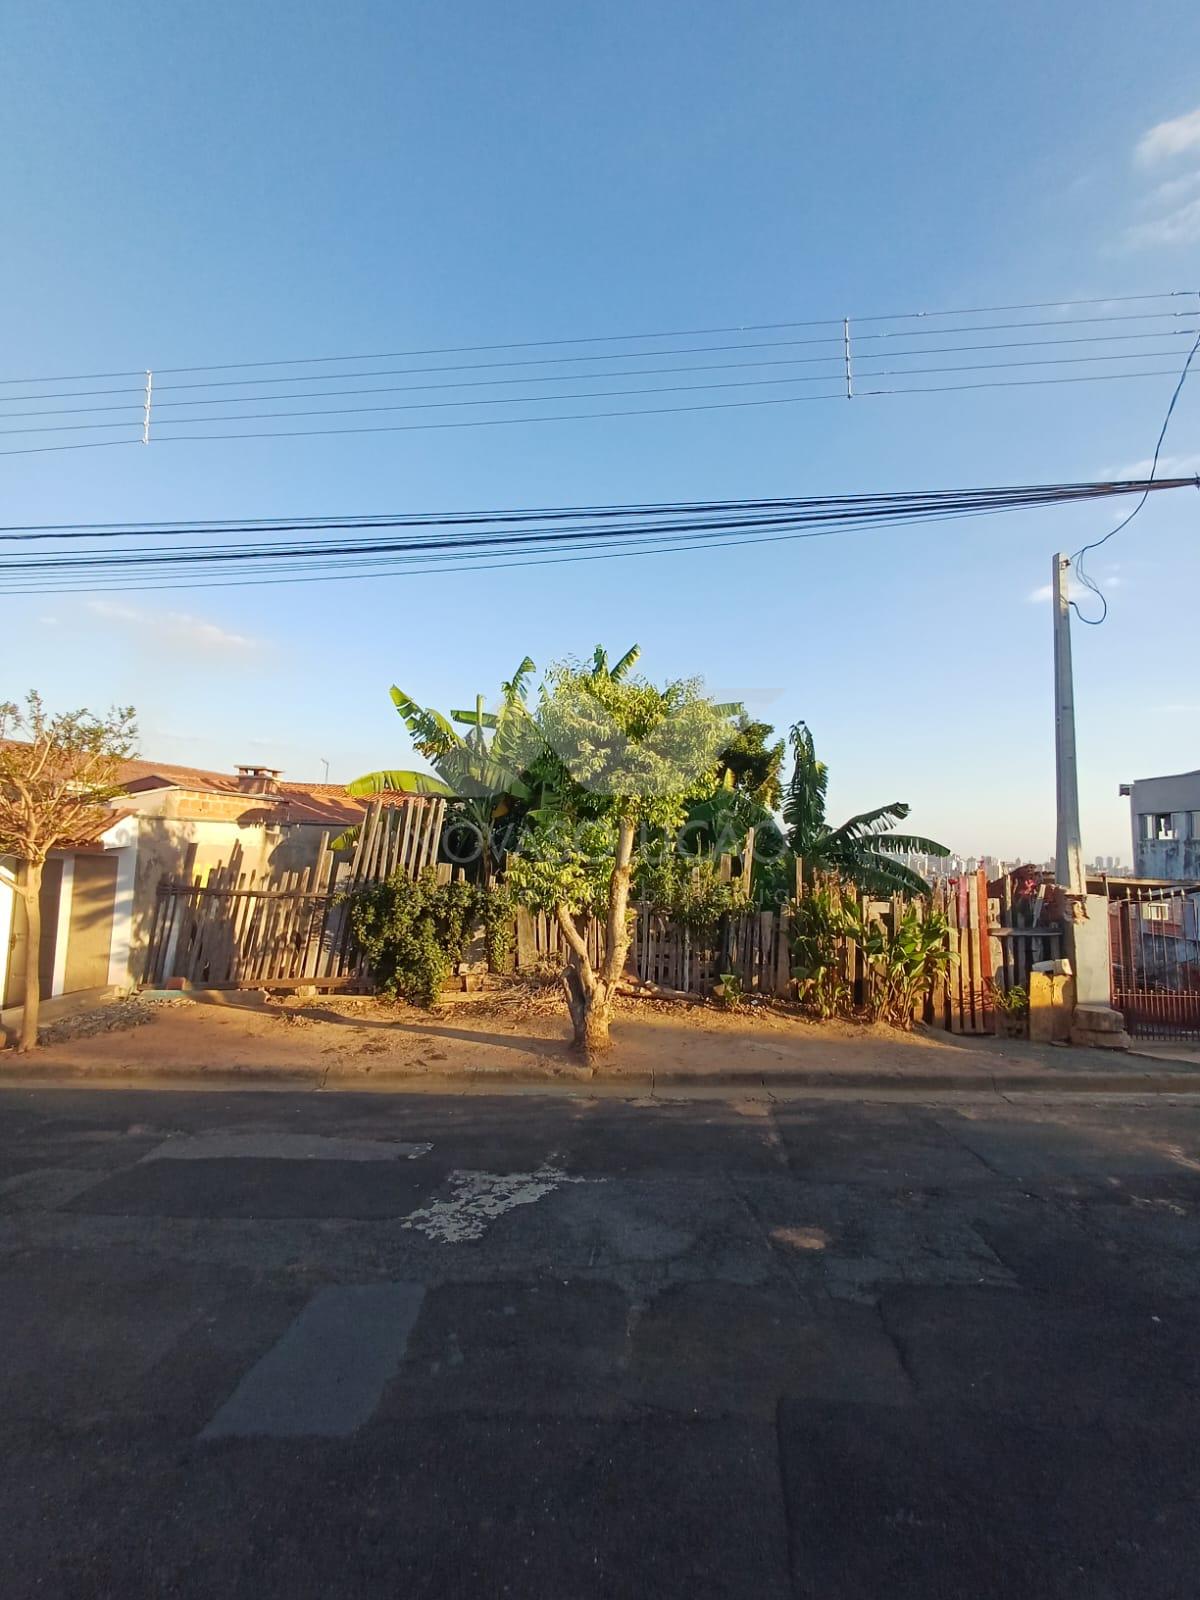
(1028, 969, 1074, 1044)
(1070, 1025, 1132, 1051)
(1073, 1004, 1125, 1034)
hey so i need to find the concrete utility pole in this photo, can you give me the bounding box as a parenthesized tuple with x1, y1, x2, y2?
(1049, 550, 1126, 1037)
(1052, 551, 1086, 897)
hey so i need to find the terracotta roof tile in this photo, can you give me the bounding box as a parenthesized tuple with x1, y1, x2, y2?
(56, 808, 136, 850)
(113, 758, 434, 826)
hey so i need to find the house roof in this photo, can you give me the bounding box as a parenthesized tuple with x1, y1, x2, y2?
(114, 758, 432, 827)
(50, 808, 136, 852)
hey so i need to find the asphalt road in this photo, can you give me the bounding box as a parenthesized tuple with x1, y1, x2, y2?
(2, 1084, 1199, 1599)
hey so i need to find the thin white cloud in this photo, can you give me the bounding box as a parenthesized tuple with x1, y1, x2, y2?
(1148, 169, 1200, 206)
(1109, 452, 1200, 479)
(1136, 107, 1200, 166)
(86, 599, 260, 653)
(1027, 572, 1119, 605)
(141, 728, 208, 746)
(1124, 196, 1200, 249)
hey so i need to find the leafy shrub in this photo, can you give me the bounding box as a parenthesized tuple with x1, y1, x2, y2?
(637, 854, 746, 932)
(482, 881, 515, 973)
(790, 886, 853, 1018)
(791, 888, 953, 1028)
(715, 971, 744, 1011)
(347, 871, 512, 1006)
(847, 903, 953, 1029)
(989, 981, 1029, 1016)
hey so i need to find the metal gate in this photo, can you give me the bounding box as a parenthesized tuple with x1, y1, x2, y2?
(1109, 885, 1200, 1040)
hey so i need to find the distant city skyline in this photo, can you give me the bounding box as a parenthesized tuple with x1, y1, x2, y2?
(895, 849, 1129, 880)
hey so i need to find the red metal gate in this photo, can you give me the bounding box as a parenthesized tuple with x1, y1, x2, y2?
(1110, 887, 1200, 1040)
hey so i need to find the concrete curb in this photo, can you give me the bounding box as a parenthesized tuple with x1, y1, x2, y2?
(2, 1064, 1199, 1095)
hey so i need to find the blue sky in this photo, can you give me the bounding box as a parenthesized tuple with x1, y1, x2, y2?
(2, 0, 1199, 861)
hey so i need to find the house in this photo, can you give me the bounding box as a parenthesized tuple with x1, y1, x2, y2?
(2, 758, 436, 1006)
(1119, 770, 1200, 880)
(1, 817, 138, 1019)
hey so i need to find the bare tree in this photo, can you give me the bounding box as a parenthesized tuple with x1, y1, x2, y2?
(0, 694, 137, 1051)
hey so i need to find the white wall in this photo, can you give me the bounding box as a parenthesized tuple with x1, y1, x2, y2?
(102, 816, 139, 989)
(0, 859, 15, 1008)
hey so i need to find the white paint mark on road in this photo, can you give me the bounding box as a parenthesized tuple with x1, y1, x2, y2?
(201, 1283, 425, 1439)
(143, 1133, 432, 1163)
(401, 1164, 592, 1243)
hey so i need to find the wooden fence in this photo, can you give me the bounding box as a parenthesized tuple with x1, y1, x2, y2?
(510, 869, 1059, 1034)
(145, 798, 445, 989)
(515, 904, 791, 996)
(146, 836, 1060, 1033)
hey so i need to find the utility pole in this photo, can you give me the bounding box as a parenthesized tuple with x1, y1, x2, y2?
(1052, 551, 1085, 896)
(1051, 550, 1128, 1038)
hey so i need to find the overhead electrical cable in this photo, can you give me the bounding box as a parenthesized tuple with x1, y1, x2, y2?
(2, 478, 1195, 597)
(1069, 317, 1200, 626)
(6, 339, 1199, 429)
(2, 292, 1194, 457)
(1, 291, 1189, 389)
(1, 491, 1189, 597)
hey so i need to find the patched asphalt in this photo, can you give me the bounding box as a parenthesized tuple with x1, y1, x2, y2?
(2, 1085, 1200, 1596)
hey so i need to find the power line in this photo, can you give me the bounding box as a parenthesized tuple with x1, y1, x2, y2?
(2, 493, 1128, 570)
(1069, 320, 1200, 626)
(9, 480, 1158, 536)
(5, 330, 1198, 425)
(138, 311, 1200, 389)
(1, 478, 1190, 595)
(848, 290, 1196, 322)
(851, 310, 1196, 342)
(5, 349, 1193, 438)
(0, 364, 1189, 458)
(0, 502, 1145, 593)
(1, 291, 1189, 391)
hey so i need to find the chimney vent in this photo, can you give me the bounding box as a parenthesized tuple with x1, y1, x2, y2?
(235, 764, 282, 795)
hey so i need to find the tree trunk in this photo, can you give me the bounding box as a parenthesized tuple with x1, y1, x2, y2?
(555, 907, 612, 1058)
(553, 816, 638, 1060)
(601, 815, 637, 985)
(16, 859, 44, 1053)
(575, 983, 615, 1053)
(560, 953, 616, 1055)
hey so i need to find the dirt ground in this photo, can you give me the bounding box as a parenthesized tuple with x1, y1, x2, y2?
(4, 981, 1183, 1087)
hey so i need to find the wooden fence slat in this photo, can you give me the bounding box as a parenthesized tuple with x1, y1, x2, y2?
(355, 801, 381, 884)
(141, 857, 1064, 1009)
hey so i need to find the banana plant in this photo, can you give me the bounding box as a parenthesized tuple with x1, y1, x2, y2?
(348, 658, 543, 881)
(782, 721, 950, 896)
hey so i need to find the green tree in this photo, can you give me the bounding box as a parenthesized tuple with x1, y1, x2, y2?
(715, 715, 784, 808)
(782, 721, 949, 895)
(0, 694, 137, 1052)
(507, 647, 738, 1056)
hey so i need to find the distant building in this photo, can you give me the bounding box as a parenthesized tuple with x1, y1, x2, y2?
(1120, 770, 1200, 880)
